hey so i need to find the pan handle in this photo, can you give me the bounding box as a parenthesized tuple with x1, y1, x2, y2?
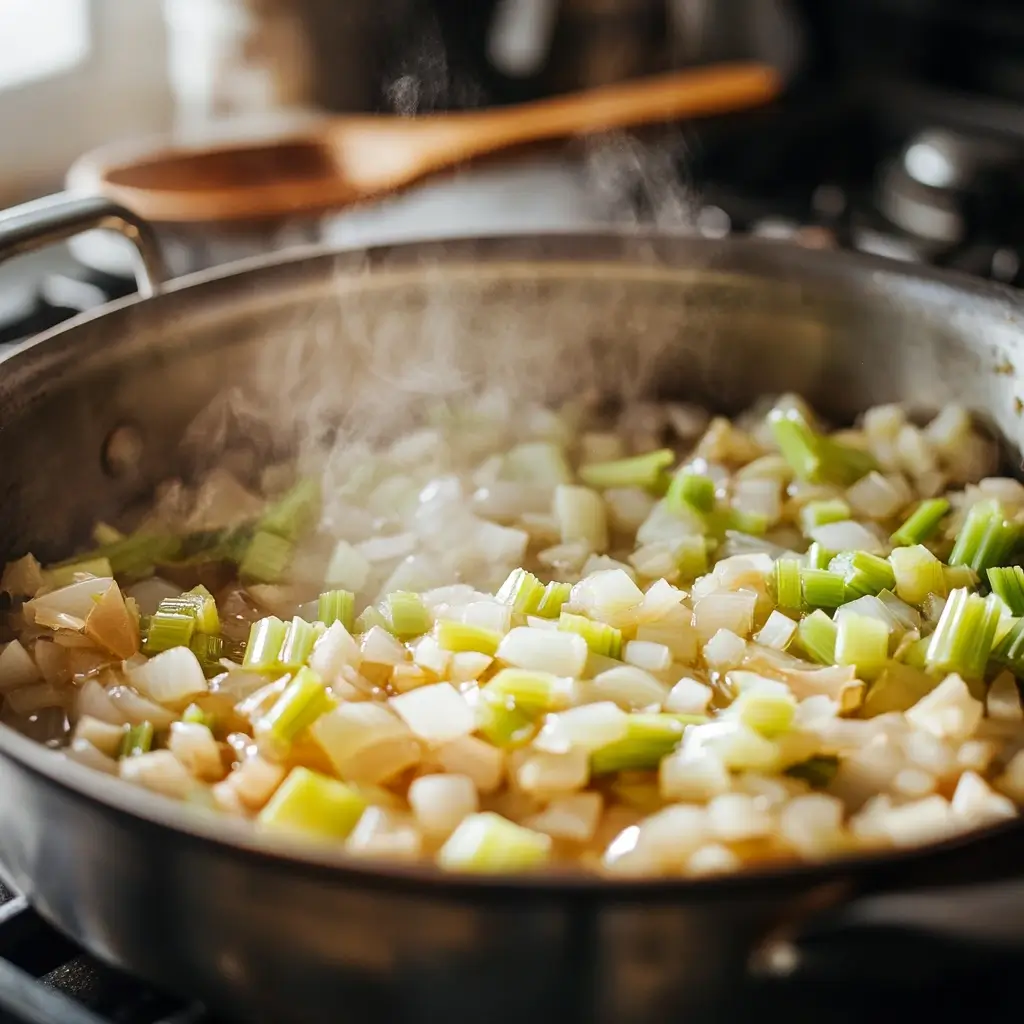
(0, 192, 166, 297)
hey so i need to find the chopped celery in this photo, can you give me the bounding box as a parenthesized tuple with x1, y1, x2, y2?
(483, 668, 568, 715)
(43, 556, 113, 589)
(925, 587, 1001, 680)
(949, 499, 1020, 573)
(438, 812, 551, 873)
(835, 613, 889, 677)
(355, 605, 389, 634)
(435, 621, 502, 656)
(476, 690, 540, 748)
(796, 610, 837, 665)
(726, 509, 769, 536)
(255, 667, 333, 753)
(120, 721, 153, 759)
(785, 755, 839, 789)
(773, 558, 803, 611)
(578, 448, 675, 491)
(258, 767, 366, 840)
(805, 542, 833, 571)
(829, 550, 895, 598)
(994, 617, 1024, 675)
(143, 610, 195, 654)
(800, 568, 847, 609)
(535, 581, 572, 619)
(590, 714, 689, 774)
(666, 469, 716, 515)
(189, 586, 220, 634)
(768, 405, 876, 486)
(558, 612, 622, 659)
(279, 616, 320, 668)
(157, 589, 219, 635)
(988, 565, 1024, 616)
(183, 703, 214, 729)
(901, 634, 930, 670)
(260, 477, 321, 543)
(57, 533, 183, 579)
(735, 691, 796, 737)
(800, 499, 851, 533)
(495, 568, 545, 615)
(239, 530, 292, 584)
(386, 591, 431, 640)
(890, 545, 948, 606)
(242, 616, 288, 671)
(891, 498, 950, 547)
(675, 536, 709, 582)
(92, 522, 124, 546)
(317, 590, 355, 631)
(189, 633, 225, 675)
(502, 442, 572, 487)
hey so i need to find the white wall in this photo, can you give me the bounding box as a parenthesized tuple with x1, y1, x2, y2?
(0, 0, 173, 205)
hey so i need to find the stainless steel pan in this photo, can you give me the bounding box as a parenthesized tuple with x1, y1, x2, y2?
(2, 193, 1024, 1024)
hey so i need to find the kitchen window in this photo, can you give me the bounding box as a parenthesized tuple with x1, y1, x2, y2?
(0, 0, 172, 205)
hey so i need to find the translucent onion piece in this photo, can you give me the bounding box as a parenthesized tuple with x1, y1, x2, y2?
(128, 647, 208, 708)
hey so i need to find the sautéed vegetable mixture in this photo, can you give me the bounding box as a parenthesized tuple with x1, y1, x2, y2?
(3, 394, 1024, 876)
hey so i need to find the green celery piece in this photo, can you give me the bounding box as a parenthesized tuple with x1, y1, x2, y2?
(925, 587, 1001, 680)
(590, 714, 689, 775)
(987, 565, 1024, 616)
(120, 721, 153, 758)
(239, 530, 293, 584)
(557, 612, 622, 658)
(260, 477, 321, 543)
(891, 498, 950, 548)
(578, 449, 675, 491)
(258, 767, 366, 840)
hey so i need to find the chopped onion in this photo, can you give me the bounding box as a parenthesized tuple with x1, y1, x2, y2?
(495, 627, 588, 678)
(905, 673, 982, 743)
(703, 629, 747, 671)
(623, 640, 672, 673)
(311, 703, 421, 785)
(0, 639, 41, 693)
(120, 750, 193, 800)
(168, 721, 225, 781)
(409, 774, 479, 836)
(707, 792, 773, 841)
(128, 647, 208, 707)
(390, 683, 475, 744)
(524, 792, 603, 842)
(659, 748, 730, 802)
(693, 590, 757, 641)
(26, 576, 114, 626)
(72, 715, 125, 757)
(308, 621, 361, 683)
(586, 665, 669, 712)
(107, 685, 178, 729)
(754, 610, 797, 651)
(6, 681, 65, 715)
(516, 748, 589, 797)
(809, 520, 886, 555)
(435, 736, 505, 793)
(534, 702, 629, 754)
(67, 737, 118, 775)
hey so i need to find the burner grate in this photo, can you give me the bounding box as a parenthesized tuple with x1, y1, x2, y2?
(0, 890, 211, 1024)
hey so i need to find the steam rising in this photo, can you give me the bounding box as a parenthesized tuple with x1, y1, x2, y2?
(181, 33, 709, 534)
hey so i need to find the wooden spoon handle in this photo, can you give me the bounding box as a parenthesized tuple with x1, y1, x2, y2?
(420, 62, 781, 159)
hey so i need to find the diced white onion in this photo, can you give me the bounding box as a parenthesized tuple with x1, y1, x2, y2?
(516, 748, 589, 797)
(435, 736, 505, 793)
(703, 629, 747, 671)
(128, 646, 208, 707)
(120, 750, 193, 799)
(390, 683, 475, 744)
(809, 520, 886, 555)
(534, 702, 629, 754)
(0, 639, 41, 693)
(587, 666, 669, 711)
(524, 792, 603, 842)
(495, 627, 588, 678)
(409, 773, 479, 836)
(168, 721, 225, 781)
(694, 591, 757, 641)
(754, 610, 797, 651)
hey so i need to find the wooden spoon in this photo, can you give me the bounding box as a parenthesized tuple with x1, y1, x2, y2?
(81, 62, 781, 224)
